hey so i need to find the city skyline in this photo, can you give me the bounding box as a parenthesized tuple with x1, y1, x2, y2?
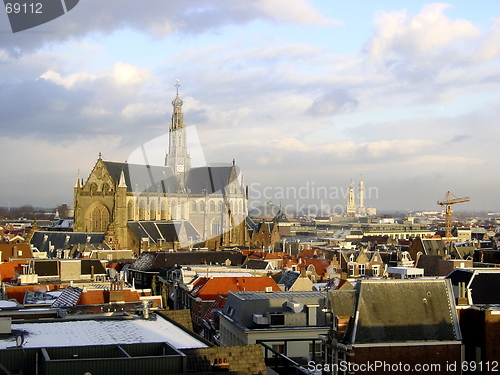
(1, 1, 499, 211)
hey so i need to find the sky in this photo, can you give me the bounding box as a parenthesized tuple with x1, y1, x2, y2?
(1, 0, 500, 213)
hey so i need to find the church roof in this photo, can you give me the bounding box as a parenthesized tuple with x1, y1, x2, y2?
(127, 221, 188, 243)
(102, 161, 237, 195)
(185, 165, 237, 194)
(103, 161, 180, 193)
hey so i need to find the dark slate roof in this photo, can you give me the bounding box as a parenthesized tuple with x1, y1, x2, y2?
(445, 269, 474, 287)
(185, 165, 237, 194)
(329, 290, 356, 317)
(103, 161, 237, 195)
(350, 280, 460, 344)
(422, 239, 447, 256)
(241, 259, 268, 270)
(129, 250, 246, 271)
(81, 259, 106, 275)
(416, 255, 442, 276)
(174, 221, 202, 241)
(128, 221, 201, 243)
(278, 271, 300, 290)
(128, 221, 179, 242)
(274, 209, 290, 224)
(473, 249, 500, 264)
(103, 161, 180, 193)
(31, 231, 105, 252)
(468, 271, 500, 304)
(453, 244, 476, 259)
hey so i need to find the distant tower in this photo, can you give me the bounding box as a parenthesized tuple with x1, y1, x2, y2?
(346, 181, 356, 217)
(358, 179, 366, 216)
(165, 80, 191, 187)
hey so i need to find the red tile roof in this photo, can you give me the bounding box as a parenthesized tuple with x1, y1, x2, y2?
(190, 276, 280, 300)
(77, 289, 160, 306)
(298, 258, 331, 277)
(203, 295, 227, 321)
(5, 284, 61, 304)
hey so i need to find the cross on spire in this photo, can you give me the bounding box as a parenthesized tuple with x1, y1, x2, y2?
(174, 79, 180, 95)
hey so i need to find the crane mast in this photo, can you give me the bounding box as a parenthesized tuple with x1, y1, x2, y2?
(437, 191, 470, 240)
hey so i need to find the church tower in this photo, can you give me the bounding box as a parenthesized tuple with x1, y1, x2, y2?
(358, 179, 366, 216)
(165, 80, 191, 187)
(346, 181, 356, 217)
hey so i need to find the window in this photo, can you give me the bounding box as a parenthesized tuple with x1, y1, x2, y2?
(358, 264, 366, 276)
(127, 201, 134, 220)
(348, 263, 355, 277)
(211, 219, 221, 236)
(372, 265, 380, 276)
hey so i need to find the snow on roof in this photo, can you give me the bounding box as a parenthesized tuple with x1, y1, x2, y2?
(1, 315, 207, 350)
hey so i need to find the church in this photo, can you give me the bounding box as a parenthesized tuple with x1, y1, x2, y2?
(73, 83, 249, 252)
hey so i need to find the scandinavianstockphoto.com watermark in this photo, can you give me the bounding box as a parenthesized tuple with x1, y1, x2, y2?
(248, 181, 379, 216)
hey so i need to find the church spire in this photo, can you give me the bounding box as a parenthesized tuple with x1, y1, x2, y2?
(118, 170, 127, 188)
(74, 170, 81, 188)
(165, 80, 191, 186)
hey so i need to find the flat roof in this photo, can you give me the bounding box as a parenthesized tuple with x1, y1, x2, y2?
(0, 314, 207, 350)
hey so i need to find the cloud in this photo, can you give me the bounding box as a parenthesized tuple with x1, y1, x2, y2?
(306, 89, 358, 117)
(449, 134, 471, 143)
(0, 0, 340, 53)
(366, 3, 478, 61)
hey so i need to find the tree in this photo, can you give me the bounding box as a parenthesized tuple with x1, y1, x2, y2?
(15, 205, 35, 219)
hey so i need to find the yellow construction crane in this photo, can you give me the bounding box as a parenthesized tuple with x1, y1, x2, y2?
(437, 191, 470, 239)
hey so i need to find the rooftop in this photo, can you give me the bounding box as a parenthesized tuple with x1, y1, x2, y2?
(0, 314, 208, 350)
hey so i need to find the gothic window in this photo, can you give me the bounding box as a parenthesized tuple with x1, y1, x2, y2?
(191, 201, 197, 213)
(199, 201, 205, 212)
(127, 201, 134, 221)
(171, 202, 177, 220)
(102, 183, 110, 193)
(209, 201, 215, 213)
(90, 203, 109, 232)
(161, 201, 168, 220)
(139, 200, 146, 221)
(211, 219, 221, 236)
(150, 200, 156, 221)
(217, 201, 223, 213)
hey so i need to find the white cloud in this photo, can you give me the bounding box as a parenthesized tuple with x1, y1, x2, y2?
(255, 0, 342, 26)
(307, 89, 359, 117)
(111, 62, 151, 86)
(366, 3, 478, 61)
(39, 70, 97, 88)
